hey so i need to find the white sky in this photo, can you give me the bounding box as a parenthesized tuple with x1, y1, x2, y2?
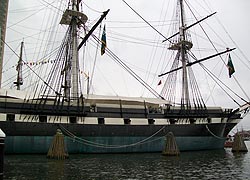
(3, 0, 250, 129)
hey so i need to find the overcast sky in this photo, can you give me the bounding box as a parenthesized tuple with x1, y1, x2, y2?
(3, 0, 250, 129)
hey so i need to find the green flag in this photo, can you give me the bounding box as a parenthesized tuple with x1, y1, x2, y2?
(227, 54, 235, 78)
(101, 25, 106, 55)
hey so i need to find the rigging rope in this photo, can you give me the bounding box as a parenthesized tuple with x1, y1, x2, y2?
(90, 34, 164, 99)
(205, 125, 226, 140)
(33, 0, 66, 98)
(7, 5, 50, 29)
(1, 39, 59, 94)
(201, 64, 241, 106)
(183, 0, 225, 66)
(89, 25, 102, 94)
(187, 51, 242, 106)
(160, 51, 180, 103)
(81, 1, 103, 13)
(233, 77, 250, 101)
(141, 0, 171, 97)
(216, 15, 250, 66)
(122, 0, 171, 44)
(184, 0, 249, 107)
(59, 124, 166, 148)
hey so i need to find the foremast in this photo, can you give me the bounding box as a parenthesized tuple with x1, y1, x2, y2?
(60, 0, 88, 102)
(71, 0, 79, 100)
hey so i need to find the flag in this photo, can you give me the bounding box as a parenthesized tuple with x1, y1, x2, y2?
(157, 80, 162, 86)
(227, 54, 235, 78)
(101, 25, 107, 55)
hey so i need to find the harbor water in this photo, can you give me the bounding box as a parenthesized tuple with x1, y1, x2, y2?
(3, 142, 250, 180)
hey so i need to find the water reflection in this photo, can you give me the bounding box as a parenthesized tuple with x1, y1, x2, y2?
(4, 142, 250, 180)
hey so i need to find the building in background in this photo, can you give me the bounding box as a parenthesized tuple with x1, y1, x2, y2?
(0, 0, 9, 88)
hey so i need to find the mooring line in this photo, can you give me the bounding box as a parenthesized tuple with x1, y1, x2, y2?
(67, 135, 164, 149)
(59, 124, 166, 149)
(205, 125, 226, 140)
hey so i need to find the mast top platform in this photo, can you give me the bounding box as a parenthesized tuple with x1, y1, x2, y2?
(60, 9, 88, 25)
(168, 40, 193, 50)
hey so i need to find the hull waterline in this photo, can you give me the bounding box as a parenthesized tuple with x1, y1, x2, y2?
(0, 121, 237, 154)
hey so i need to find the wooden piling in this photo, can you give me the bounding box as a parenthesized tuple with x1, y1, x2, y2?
(47, 129, 69, 159)
(162, 132, 180, 156)
(0, 129, 5, 180)
(232, 132, 248, 153)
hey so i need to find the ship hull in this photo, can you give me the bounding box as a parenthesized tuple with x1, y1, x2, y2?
(0, 121, 236, 154)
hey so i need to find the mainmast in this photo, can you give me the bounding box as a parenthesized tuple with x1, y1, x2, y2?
(160, 0, 236, 112)
(168, 0, 193, 108)
(179, 0, 190, 108)
(14, 41, 24, 90)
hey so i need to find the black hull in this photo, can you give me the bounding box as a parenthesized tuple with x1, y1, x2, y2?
(0, 121, 237, 154)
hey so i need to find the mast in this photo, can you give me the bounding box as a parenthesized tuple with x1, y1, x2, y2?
(179, 0, 190, 108)
(14, 41, 24, 90)
(60, 0, 88, 101)
(59, 0, 109, 101)
(160, 0, 237, 112)
(71, 0, 79, 100)
(165, 0, 193, 108)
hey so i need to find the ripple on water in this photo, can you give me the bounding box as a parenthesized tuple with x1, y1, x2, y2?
(3, 142, 250, 180)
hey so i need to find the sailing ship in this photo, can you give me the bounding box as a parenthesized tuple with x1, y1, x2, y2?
(0, 0, 249, 154)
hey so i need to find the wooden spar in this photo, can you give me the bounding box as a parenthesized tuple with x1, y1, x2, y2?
(78, 9, 110, 51)
(162, 12, 217, 43)
(0, 129, 5, 179)
(158, 48, 236, 77)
